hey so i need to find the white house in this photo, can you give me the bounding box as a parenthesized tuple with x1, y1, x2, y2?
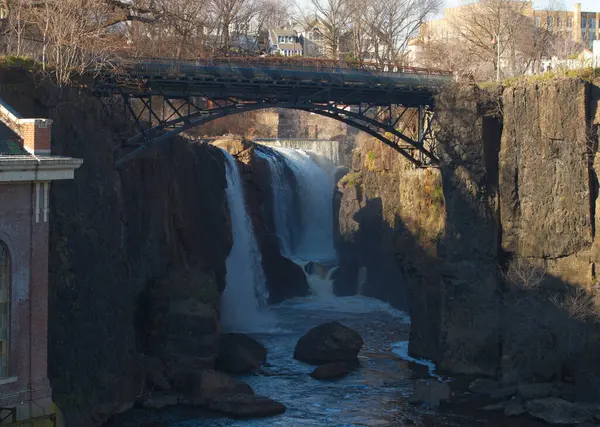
(267, 29, 303, 56)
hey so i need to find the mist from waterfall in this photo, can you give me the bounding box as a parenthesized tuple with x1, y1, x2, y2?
(220, 149, 273, 332)
(256, 145, 338, 297)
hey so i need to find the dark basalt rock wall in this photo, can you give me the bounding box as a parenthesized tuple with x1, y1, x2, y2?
(336, 79, 600, 392)
(0, 68, 232, 426)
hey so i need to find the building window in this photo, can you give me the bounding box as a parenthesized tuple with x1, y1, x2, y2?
(582, 18, 587, 29)
(0, 241, 9, 379)
(547, 16, 554, 29)
(567, 17, 573, 28)
(591, 18, 596, 29)
(557, 16, 562, 27)
(535, 16, 541, 27)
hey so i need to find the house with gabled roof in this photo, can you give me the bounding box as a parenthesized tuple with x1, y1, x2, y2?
(267, 29, 303, 56)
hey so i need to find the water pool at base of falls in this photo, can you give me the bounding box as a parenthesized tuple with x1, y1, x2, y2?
(107, 295, 552, 427)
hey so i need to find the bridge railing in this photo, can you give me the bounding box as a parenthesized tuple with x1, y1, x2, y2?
(115, 56, 453, 79)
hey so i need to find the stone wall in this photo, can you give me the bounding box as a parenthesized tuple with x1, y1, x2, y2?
(278, 109, 351, 140)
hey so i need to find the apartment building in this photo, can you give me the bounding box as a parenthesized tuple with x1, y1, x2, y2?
(421, 1, 598, 50)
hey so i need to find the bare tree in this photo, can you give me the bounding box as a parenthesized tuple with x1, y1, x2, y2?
(26, 0, 123, 86)
(306, 0, 354, 59)
(421, 0, 560, 80)
(154, 0, 210, 59)
(366, 0, 440, 68)
(211, 0, 254, 54)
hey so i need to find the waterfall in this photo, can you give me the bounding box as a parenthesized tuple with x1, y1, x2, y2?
(256, 145, 338, 297)
(256, 139, 349, 166)
(277, 148, 337, 263)
(220, 149, 272, 332)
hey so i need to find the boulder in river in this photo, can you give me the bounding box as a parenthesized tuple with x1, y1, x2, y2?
(208, 394, 286, 418)
(409, 379, 451, 408)
(468, 378, 499, 395)
(216, 333, 267, 374)
(294, 322, 363, 365)
(139, 392, 179, 410)
(310, 362, 352, 380)
(525, 398, 595, 424)
(172, 369, 254, 405)
(517, 382, 553, 400)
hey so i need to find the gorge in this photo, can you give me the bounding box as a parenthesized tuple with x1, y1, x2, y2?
(1, 66, 599, 427)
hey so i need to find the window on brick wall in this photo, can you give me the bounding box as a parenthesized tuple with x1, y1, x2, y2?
(0, 241, 9, 378)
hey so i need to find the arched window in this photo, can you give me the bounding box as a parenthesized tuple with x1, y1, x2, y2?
(0, 241, 9, 378)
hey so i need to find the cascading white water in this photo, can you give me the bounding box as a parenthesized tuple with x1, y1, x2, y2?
(255, 150, 295, 258)
(266, 139, 345, 165)
(256, 145, 338, 297)
(275, 148, 337, 263)
(220, 149, 272, 332)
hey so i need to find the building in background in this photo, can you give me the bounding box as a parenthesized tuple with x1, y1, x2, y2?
(0, 98, 82, 426)
(594, 39, 600, 67)
(267, 29, 303, 56)
(421, 2, 598, 49)
(411, 1, 599, 76)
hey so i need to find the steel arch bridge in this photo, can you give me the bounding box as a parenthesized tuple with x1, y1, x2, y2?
(93, 58, 452, 167)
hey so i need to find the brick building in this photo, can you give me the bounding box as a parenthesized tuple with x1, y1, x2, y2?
(0, 99, 82, 426)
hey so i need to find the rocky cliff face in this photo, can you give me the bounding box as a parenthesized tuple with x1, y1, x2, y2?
(0, 69, 232, 426)
(336, 79, 600, 390)
(499, 79, 600, 394)
(336, 86, 500, 376)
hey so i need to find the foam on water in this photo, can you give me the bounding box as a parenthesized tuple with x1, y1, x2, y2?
(391, 340, 441, 380)
(278, 294, 411, 321)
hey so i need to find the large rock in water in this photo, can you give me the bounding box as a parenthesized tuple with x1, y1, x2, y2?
(294, 322, 363, 365)
(208, 394, 286, 418)
(524, 398, 595, 424)
(173, 369, 254, 405)
(216, 333, 267, 374)
(310, 362, 352, 380)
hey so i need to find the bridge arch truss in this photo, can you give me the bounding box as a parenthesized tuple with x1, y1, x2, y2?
(114, 94, 439, 168)
(93, 61, 445, 167)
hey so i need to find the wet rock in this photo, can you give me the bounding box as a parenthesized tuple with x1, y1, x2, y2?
(216, 333, 267, 374)
(525, 398, 595, 424)
(139, 392, 179, 410)
(409, 379, 451, 408)
(490, 386, 517, 400)
(172, 369, 254, 404)
(212, 136, 252, 158)
(208, 394, 286, 418)
(294, 322, 363, 365)
(504, 399, 525, 416)
(310, 362, 351, 380)
(145, 267, 222, 379)
(517, 383, 553, 400)
(481, 402, 506, 411)
(469, 378, 499, 395)
(551, 383, 577, 402)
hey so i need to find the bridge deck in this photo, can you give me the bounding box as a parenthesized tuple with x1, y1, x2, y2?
(99, 59, 452, 107)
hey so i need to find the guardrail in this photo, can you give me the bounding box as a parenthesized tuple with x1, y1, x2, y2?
(115, 56, 453, 79)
